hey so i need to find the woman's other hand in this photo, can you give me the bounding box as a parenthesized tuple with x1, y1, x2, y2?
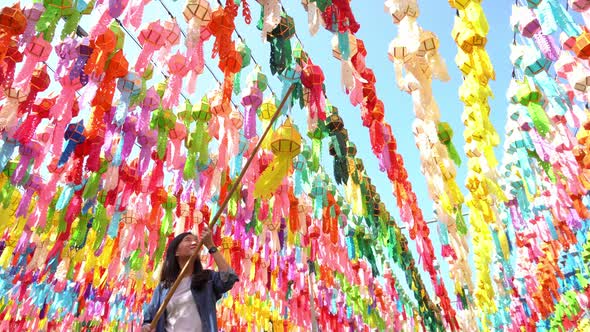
(201, 226, 215, 249)
(141, 324, 154, 332)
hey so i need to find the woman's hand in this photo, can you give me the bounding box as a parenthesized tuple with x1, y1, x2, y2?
(141, 324, 154, 332)
(200, 226, 215, 249)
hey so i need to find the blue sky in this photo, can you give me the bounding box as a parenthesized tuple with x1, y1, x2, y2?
(23, 0, 516, 305)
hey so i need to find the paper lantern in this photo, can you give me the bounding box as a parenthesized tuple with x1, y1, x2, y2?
(270, 14, 295, 39)
(0, 4, 26, 41)
(85, 29, 116, 76)
(191, 96, 212, 122)
(386, 0, 419, 23)
(13, 35, 52, 89)
(451, 18, 486, 53)
(161, 52, 189, 110)
(347, 142, 357, 157)
(151, 108, 177, 160)
(247, 67, 268, 91)
(301, 62, 326, 120)
(437, 122, 461, 166)
(229, 110, 243, 130)
(258, 98, 277, 121)
(210, 90, 232, 116)
(232, 43, 250, 73)
(241, 86, 262, 139)
(183, 0, 212, 25)
(517, 10, 541, 38)
(22, 3, 44, 41)
(136, 20, 166, 74)
(254, 119, 301, 198)
(326, 111, 344, 133)
(163, 20, 181, 48)
(18, 65, 50, 116)
(571, 0, 590, 11)
(219, 48, 243, 74)
(573, 30, 590, 59)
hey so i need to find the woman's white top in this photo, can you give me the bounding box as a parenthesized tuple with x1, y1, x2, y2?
(165, 276, 203, 332)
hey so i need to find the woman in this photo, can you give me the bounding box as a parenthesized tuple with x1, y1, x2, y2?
(142, 226, 239, 332)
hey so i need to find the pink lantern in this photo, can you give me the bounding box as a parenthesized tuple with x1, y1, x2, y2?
(161, 52, 190, 110)
(240, 86, 262, 138)
(13, 35, 52, 89)
(168, 121, 188, 170)
(184, 0, 212, 93)
(135, 20, 166, 75)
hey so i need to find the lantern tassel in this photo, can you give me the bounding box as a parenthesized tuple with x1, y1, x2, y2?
(12, 156, 32, 185)
(162, 74, 183, 110)
(527, 102, 552, 136)
(15, 188, 34, 218)
(35, 8, 60, 42)
(135, 45, 157, 76)
(125, 0, 146, 29)
(254, 157, 291, 199)
(532, 33, 558, 61)
(58, 141, 77, 167)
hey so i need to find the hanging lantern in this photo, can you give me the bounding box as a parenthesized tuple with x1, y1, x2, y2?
(85, 28, 117, 76)
(451, 18, 486, 53)
(163, 20, 181, 47)
(241, 85, 262, 139)
(183, 0, 212, 30)
(301, 62, 326, 120)
(13, 35, 52, 89)
(573, 29, 590, 59)
(219, 48, 242, 75)
(151, 108, 177, 160)
(210, 89, 232, 116)
(0, 5, 26, 60)
(18, 65, 50, 116)
(347, 142, 357, 157)
(258, 98, 277, 121)
(136, 20, 166, 75)
(161, 52, 189, 110)
(386, 0, 419, 24)
(254, 118, 301, 198)
(267, 13, 295, 75)
(229, 110, 243, 130)
(247, 66, 269, 91)
(191, 95, 212, 122)
(326, 110, 343, 133)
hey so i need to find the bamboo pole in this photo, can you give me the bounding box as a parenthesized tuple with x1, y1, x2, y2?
(150, 84, 295, 328)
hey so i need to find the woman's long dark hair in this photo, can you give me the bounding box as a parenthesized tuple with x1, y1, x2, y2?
(160, 232, 211, 290)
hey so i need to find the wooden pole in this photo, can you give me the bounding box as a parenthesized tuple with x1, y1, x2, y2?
(150, 84, 295, 328)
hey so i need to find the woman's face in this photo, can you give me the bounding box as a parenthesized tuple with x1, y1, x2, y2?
(175, 234, 198, 259)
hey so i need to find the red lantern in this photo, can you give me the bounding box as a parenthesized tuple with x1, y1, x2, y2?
(573, 29, 590, 59)
(0, 5, 26, 63)
(301, 62, 326, 120)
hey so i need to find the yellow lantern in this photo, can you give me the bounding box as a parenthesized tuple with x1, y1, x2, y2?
(254, 118, 301, 198)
